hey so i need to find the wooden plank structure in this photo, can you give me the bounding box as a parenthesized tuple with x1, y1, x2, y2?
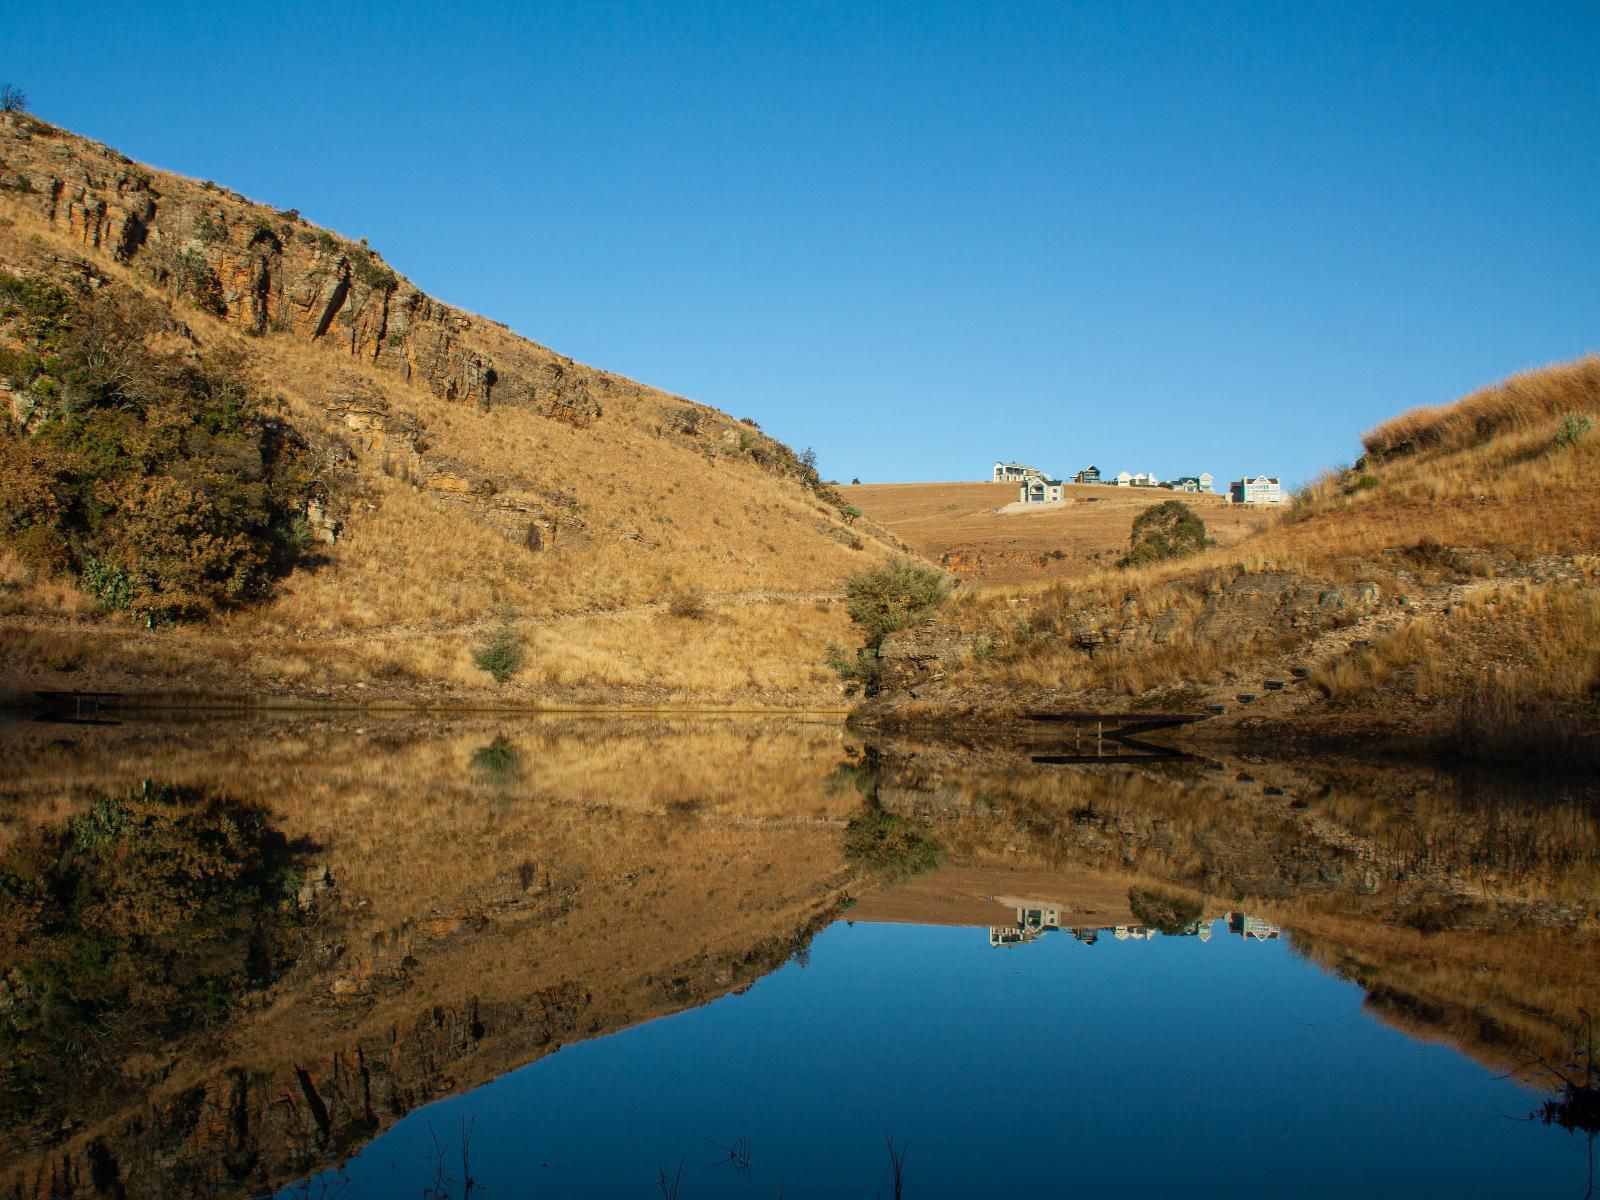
(30, 690, 125, 725)
(1025, 712, 1201, 763)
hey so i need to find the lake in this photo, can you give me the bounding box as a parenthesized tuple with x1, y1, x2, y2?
(1, 713, 1594, 1198)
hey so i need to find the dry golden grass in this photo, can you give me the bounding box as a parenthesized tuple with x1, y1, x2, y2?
(1363, 354, 1600, 459)
(891, 356, 1600, 734)
(846, 480, 1262, 585)
(0, 141, 906, 706)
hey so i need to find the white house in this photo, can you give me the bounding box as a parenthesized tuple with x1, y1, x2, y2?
(1113, 471, 1158, 487)
(1165, 473, 1215, 494)
(1228, 475, 1286, 505)
(1018, 476, 1065, 504)
(993, 460, 1043, 483)
(1227, 912, 1281, 941)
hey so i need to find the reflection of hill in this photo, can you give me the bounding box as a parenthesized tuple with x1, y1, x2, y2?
(0, 717, 860, 1199)
(852, 733, 1600, 1082)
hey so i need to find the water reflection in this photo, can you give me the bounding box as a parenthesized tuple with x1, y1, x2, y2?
(0, 715, 1594, 1197)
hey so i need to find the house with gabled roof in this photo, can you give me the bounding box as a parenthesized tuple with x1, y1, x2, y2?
(1228, 475, 1286, 505)
(1018, 476, 1065, 504)
(993, 460, 1043, 483)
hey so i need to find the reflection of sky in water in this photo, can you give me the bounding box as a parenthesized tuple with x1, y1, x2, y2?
(291, 919, 1577, 1199)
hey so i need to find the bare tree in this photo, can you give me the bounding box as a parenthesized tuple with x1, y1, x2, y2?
(0, 83, 27, 114)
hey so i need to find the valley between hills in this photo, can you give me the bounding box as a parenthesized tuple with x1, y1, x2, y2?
(1, 111, 1597, 763)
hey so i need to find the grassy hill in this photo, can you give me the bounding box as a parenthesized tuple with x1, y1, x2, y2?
(845, 479, 1262, 584)
(0, 112, 910, 707)
(862, 357, 1600, 762)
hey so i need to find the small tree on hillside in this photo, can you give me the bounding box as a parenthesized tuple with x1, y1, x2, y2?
(1121, 499, 1211, 567)
(825, 559, 950, 695)
(472, 612, 526, 683)
(0, 84, 27, 114)
(843, 558, 950, 647)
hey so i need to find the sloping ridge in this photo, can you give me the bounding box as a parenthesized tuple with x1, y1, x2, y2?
(0, 112, 912, 705)
(861, 354, 1600, 757)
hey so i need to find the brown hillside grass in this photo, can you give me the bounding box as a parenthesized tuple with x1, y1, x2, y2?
(846, 480, 1263, 586)
(0, 134, 906, 706)
(1362, 355, 1600, 460)
(875, 355, 1600, 748)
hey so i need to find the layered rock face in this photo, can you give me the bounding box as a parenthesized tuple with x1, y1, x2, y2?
(0, 113, 599, 425)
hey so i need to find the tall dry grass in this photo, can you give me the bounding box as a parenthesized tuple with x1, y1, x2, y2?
(1362, 355, 1600, 460)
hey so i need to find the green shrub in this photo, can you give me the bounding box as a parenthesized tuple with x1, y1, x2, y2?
(842, 808, 943, 877)
(470, 735, 521, 779)
(1556, 411, 1593, 448)
(350, 245, 399, 294)
(839, 503, 862, 525)
(82, 556, 132, 611)
(842, 558, 950, 647)
(193, 209, 225, 244)
(825, 642, 878, 687)
(175, 247, 226, 314)
(0, 279, 312, 619)
(1121, 499, 1210, 567)
(472, 624, 525, 683)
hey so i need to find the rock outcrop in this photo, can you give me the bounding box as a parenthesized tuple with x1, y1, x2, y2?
(0, 113, 600, 426)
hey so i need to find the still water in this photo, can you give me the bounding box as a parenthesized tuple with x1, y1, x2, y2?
(1, 714, 1595, 1198)
(294, 919, 1577, 1199)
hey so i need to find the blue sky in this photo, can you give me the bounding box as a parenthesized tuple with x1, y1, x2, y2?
(8, 1, 1598, 486)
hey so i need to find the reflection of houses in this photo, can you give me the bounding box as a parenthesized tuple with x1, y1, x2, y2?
(1226, 911, 1281, 941)
(1228, 475, 1287, 505)
(988, 900, 1067, 947)
(988, 906, 1230, 949)
(993, 460, 1044, 483)
(1018, 476, 1065, 504)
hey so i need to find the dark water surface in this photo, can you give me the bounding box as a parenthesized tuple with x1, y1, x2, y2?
(0, 714, 1594, 1198)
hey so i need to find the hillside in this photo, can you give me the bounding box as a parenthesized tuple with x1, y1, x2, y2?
(844, 480, 1262, 584)
(0, 113, 909, 708)
(861, 357, 1600, 762)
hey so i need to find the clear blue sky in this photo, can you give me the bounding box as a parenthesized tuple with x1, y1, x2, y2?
(9, 2, 1598, 486)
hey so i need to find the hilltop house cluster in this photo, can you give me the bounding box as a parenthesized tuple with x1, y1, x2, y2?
(993, 460, 1286, 505)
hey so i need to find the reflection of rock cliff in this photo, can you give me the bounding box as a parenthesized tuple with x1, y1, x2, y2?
(0, 718, 860, 1199)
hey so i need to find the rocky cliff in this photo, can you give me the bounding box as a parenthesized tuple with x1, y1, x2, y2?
(2, 114, 599, 425)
